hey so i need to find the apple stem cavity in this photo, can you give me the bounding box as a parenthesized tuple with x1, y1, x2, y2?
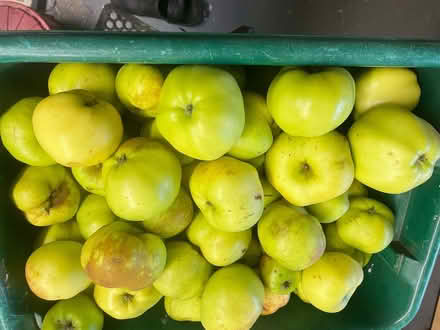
(57, 319, 75, 330)
(185, 104, 194, 116)
(123, 293, 134, 303)
(282, 280, 291, 289)
(367, 207, 376, 215)
(116, 154, 127, 166)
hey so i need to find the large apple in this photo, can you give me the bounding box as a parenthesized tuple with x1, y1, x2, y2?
(142, 188, 194, 239)
(0, 97, 55, 166)
(42, 293, 103, 330)
(228, 91, 273, 160)
(33, 90, 123, 167)
(258, 201, 325, 271)
(48, 63, 118, 105)
(156, 65, 245, 160)
(266, 131, 354, 206)
(187, 212, 252, 267)
(116, 64, 164, 117)
(26, 241, 91, 300)
(354, 67, 421, 118)
(72, 164, 106, 196)
(190, 156, 264, 232)
(76, 194, 118, 239)
(301, 252, 364, 313)
(12, 165, 81, 226)
(336, 197, 394, 253)
(81, 221, 166, 290)
(34, 219, 83, 249)
(153, 241, 212, 299)
(94, 284, 162, 320)
(201, 264, 264, 330)
(102, 137, 181, 221)
(348, 105, 440, 193)
(267, 67, 355, 137)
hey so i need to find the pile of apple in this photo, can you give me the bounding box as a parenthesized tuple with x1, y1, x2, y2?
(1, 63, 438, 330)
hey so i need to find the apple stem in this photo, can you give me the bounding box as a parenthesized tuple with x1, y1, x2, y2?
(185, 104, 193, 116)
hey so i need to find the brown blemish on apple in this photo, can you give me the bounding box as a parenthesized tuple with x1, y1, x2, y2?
(254, 194, 262, 200)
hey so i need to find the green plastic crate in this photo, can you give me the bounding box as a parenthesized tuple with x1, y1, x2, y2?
(1, 32, 440, 330)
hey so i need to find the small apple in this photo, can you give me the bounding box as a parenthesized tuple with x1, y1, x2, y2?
(72, 164, 106, 196)
(141, 118, 194, 165)
(48, 63, 118, 106)
(42, 293, 103, 330)
(190, 156, 264, 232)
(26, 241, 91, 300)
(261, 177, 281, 208)
(301, 252, 364, 313)
(156, 65, 245, 160)
(306, 192, 349, 223)
(0, 97, 55, 166)
(115, 64, 164, 117)
(81, 221, 166, 290)
(34, 219, 83, 249)
(262, 287, 290, 316)
(153, 241, 212, 299)
(187, 212, 252, 267)
(260, 254, 299, 295)
(103, 137, 181, 221)
(12, 165, 81, 226)
(336, 197, 394, 253)
(76, 194, 118, 239)
(258, 201, 326, 271)
(33, 90, 123, 167)
(266, 131, 354, 206)
(164, 295, 201, 322)
(267, 67, 355, 137)
(94, 284, 162, 320)
(142, 188, 194, 239)
(201, 264, 264, 330)
(228, 91, 273, 160)
(347, 179, 368, 198)
(354, 67, 421, 118)
(241, 235, 262, 267)
(348, 105, 440, 194)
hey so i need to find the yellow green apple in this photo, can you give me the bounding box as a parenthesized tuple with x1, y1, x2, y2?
(336, 197, 394, 253)
(0, 97, 55, 166)
(164, 295, 201, 322)
(347, 179, 368, 198)
(34, 219, 83, 249)
(142, 188, 194, 239)
(190, 156, 264, 232)
(94, 284, 162, 320)
(115, 64, 164, 117)
(262, 287, 290, 316)
(241, 235, 262, 267)
(201, 264, 264, 330)
(33, 90, 123, 167)
(153, 241, 212, 299)
(12, 165, 81, 226)
(258, 201, 325, 271)
(81, 221, 166, 290)
(72, 164, 106, 196)
(156, 65, 245, 160)
(102, 137, 181, 221)
(266, 131, 354, 206)
(301, 252, 364, 313)
(348, 105, 440, 194)
(48, 63, 118, 105)
(260, 254, 300, 294)
(306, 192, 349, 223)
(228, 91, 273, 160)
(42, 293, 103, 330)
(76, 194, 117, 239)
(354, 67, 421, 118)
(261, 177, 281, 207)
(26, 241, 91, 300)
(267, 67, 355, 137)
(187, 212, 252, 267)
(140, 118, 194, 165)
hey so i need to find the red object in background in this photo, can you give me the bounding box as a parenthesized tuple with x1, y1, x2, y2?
(0, 0, 50, 30)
